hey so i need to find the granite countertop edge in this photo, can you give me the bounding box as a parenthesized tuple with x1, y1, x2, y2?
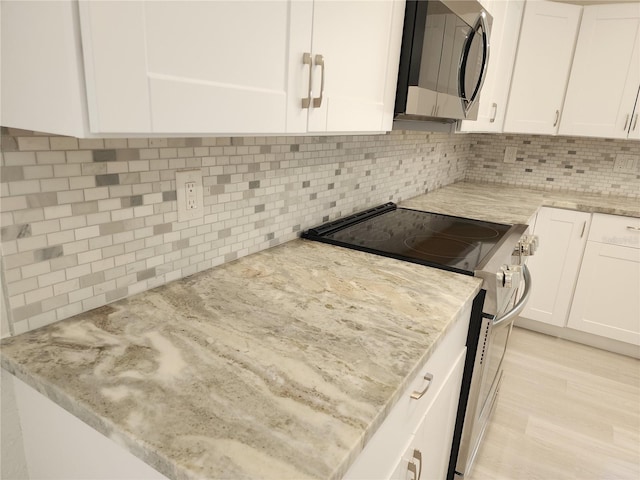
(0, 240, 483, 480)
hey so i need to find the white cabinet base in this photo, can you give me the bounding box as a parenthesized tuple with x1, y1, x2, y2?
(1, 370, 168, 480)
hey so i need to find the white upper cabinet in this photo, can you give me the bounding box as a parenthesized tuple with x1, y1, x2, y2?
(503, 0, 582, 135)
(459, 0, 525, 133)
(2, 0, 404, 137)
(80, 0, 404, 136)
(306, 1, 404, 133)
(1, 1, 89, 138)
(80, 1, 304, 134)
(559, 3, 640, 140)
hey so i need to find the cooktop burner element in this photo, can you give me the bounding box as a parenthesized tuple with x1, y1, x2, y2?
(302, 203, 512, 275)
(403, 235, 475, 259)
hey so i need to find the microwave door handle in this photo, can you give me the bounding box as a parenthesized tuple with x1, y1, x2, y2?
(493, 264, 531, 328)
(459, 12, 490, 115)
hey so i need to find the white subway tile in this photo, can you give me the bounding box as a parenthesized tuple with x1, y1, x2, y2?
(8, 180, 41, 195)
(53, 278, 80, 296)
(23, 165, 54, 180)
(75, 225, 100, 240)
(25, 285, 53, 304)
(49, 137, 78, 150)
(44, 204, 72, 220)
(84, 187, 110, 201)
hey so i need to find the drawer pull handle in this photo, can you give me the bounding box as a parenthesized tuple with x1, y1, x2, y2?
(413, 449, 423, 480)
(627, 226, 640, 232)
(408, 461, 417, 480)
(580, 221, 586, 238)
(302, 53, 313, 109)
(410, 373, 434, 400)
(312, 54, 325, 108)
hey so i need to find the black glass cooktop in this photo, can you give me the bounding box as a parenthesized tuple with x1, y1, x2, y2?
(302, 203, 512, 275)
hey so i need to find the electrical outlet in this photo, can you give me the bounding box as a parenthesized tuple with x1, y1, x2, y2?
(185, 182, 197, 210)
(176, 170, 203, 222)
(613, 154, 639, 174)
(504, 146, 518, 164)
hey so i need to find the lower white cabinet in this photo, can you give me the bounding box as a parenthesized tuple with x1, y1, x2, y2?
(521, 207, 591, 327)
(1, 370, 168, 480)
(567, 214, 640, 345)
(390, 350, 466, 480)
(519, 209, 640, 351)
(344, 305, 470, 480)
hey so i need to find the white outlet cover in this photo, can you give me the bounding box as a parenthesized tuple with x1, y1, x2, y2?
(176, 170, 204, 222)
(504, 146, 518, 164)
(613, 154, 639, 174)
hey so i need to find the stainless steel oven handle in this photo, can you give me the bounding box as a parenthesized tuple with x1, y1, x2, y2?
(493, 264, 531, 328)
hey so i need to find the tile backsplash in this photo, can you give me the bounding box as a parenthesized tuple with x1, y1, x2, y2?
(467, 133, 640, 197)
(0, 128, 469, 335)
(1, 127, 638, 336)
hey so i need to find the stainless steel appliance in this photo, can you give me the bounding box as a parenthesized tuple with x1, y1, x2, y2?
(394, 0, 492, 126)
(301, 203, 537, 480)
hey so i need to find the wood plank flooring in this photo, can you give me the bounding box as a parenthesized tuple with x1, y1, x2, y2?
(467, 326, 640, 480)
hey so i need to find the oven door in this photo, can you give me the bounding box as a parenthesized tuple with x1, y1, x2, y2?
(454, 265, 532, 479)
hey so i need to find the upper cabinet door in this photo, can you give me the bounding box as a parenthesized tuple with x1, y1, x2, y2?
(559, 3, 640, 139)
(306, 1, 404, 133)
(503, 0, 582, 135)
(459, 0, 525, 133)
(80, 1, 309, 135)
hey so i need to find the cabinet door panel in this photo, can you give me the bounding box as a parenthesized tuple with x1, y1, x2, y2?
(521, 208, 591, 327)
(568, 243, 640, 345)
(307, 1, 397, 133)
(503, 0, 581, 135)
(145, 1, 295, 134)
(79, 1, 151, 133)
(81, 1, 307, 134)
(559, 3, 640, 139)
(413, 350, 466, 480)
(459, 0, 525, 133)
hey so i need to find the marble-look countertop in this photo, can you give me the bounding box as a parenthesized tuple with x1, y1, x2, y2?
(0, 240, 481, 480)
(400, 182, 640, 224)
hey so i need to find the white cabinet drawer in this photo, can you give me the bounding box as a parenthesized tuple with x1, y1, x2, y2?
(588, 213, 640, 249)
(343, 303, 470, 479)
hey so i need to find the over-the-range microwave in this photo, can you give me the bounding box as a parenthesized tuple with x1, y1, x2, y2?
(394, 0, 492, 128)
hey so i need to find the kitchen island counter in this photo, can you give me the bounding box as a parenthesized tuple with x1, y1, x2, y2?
(0, 240, 481, 480)
(400, 181, 640, 224)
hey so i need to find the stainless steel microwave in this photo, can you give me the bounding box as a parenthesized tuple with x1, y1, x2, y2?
(394, 0, 492, 124)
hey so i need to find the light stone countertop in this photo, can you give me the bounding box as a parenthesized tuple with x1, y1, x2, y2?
(0, 240, 482, 480)
(400, 181, 640, 225)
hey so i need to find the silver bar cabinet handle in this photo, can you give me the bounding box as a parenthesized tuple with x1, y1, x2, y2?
(490, 102, 497, 123)
(301, 53, 312, 109)
(623, 114, 630, 131)
(633, 114, 639, 131)
(580, 221, 586, 238)
(412, 449, 423, 480)
(627, 226, 640, 232)
(553, 110, 559, 127)
(408, 461, 417, 480)
(410, 372, 434, 400)
(312, 54, 325, 108)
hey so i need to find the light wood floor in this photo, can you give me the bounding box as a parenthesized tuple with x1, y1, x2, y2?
(467, 327, 640, 480)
